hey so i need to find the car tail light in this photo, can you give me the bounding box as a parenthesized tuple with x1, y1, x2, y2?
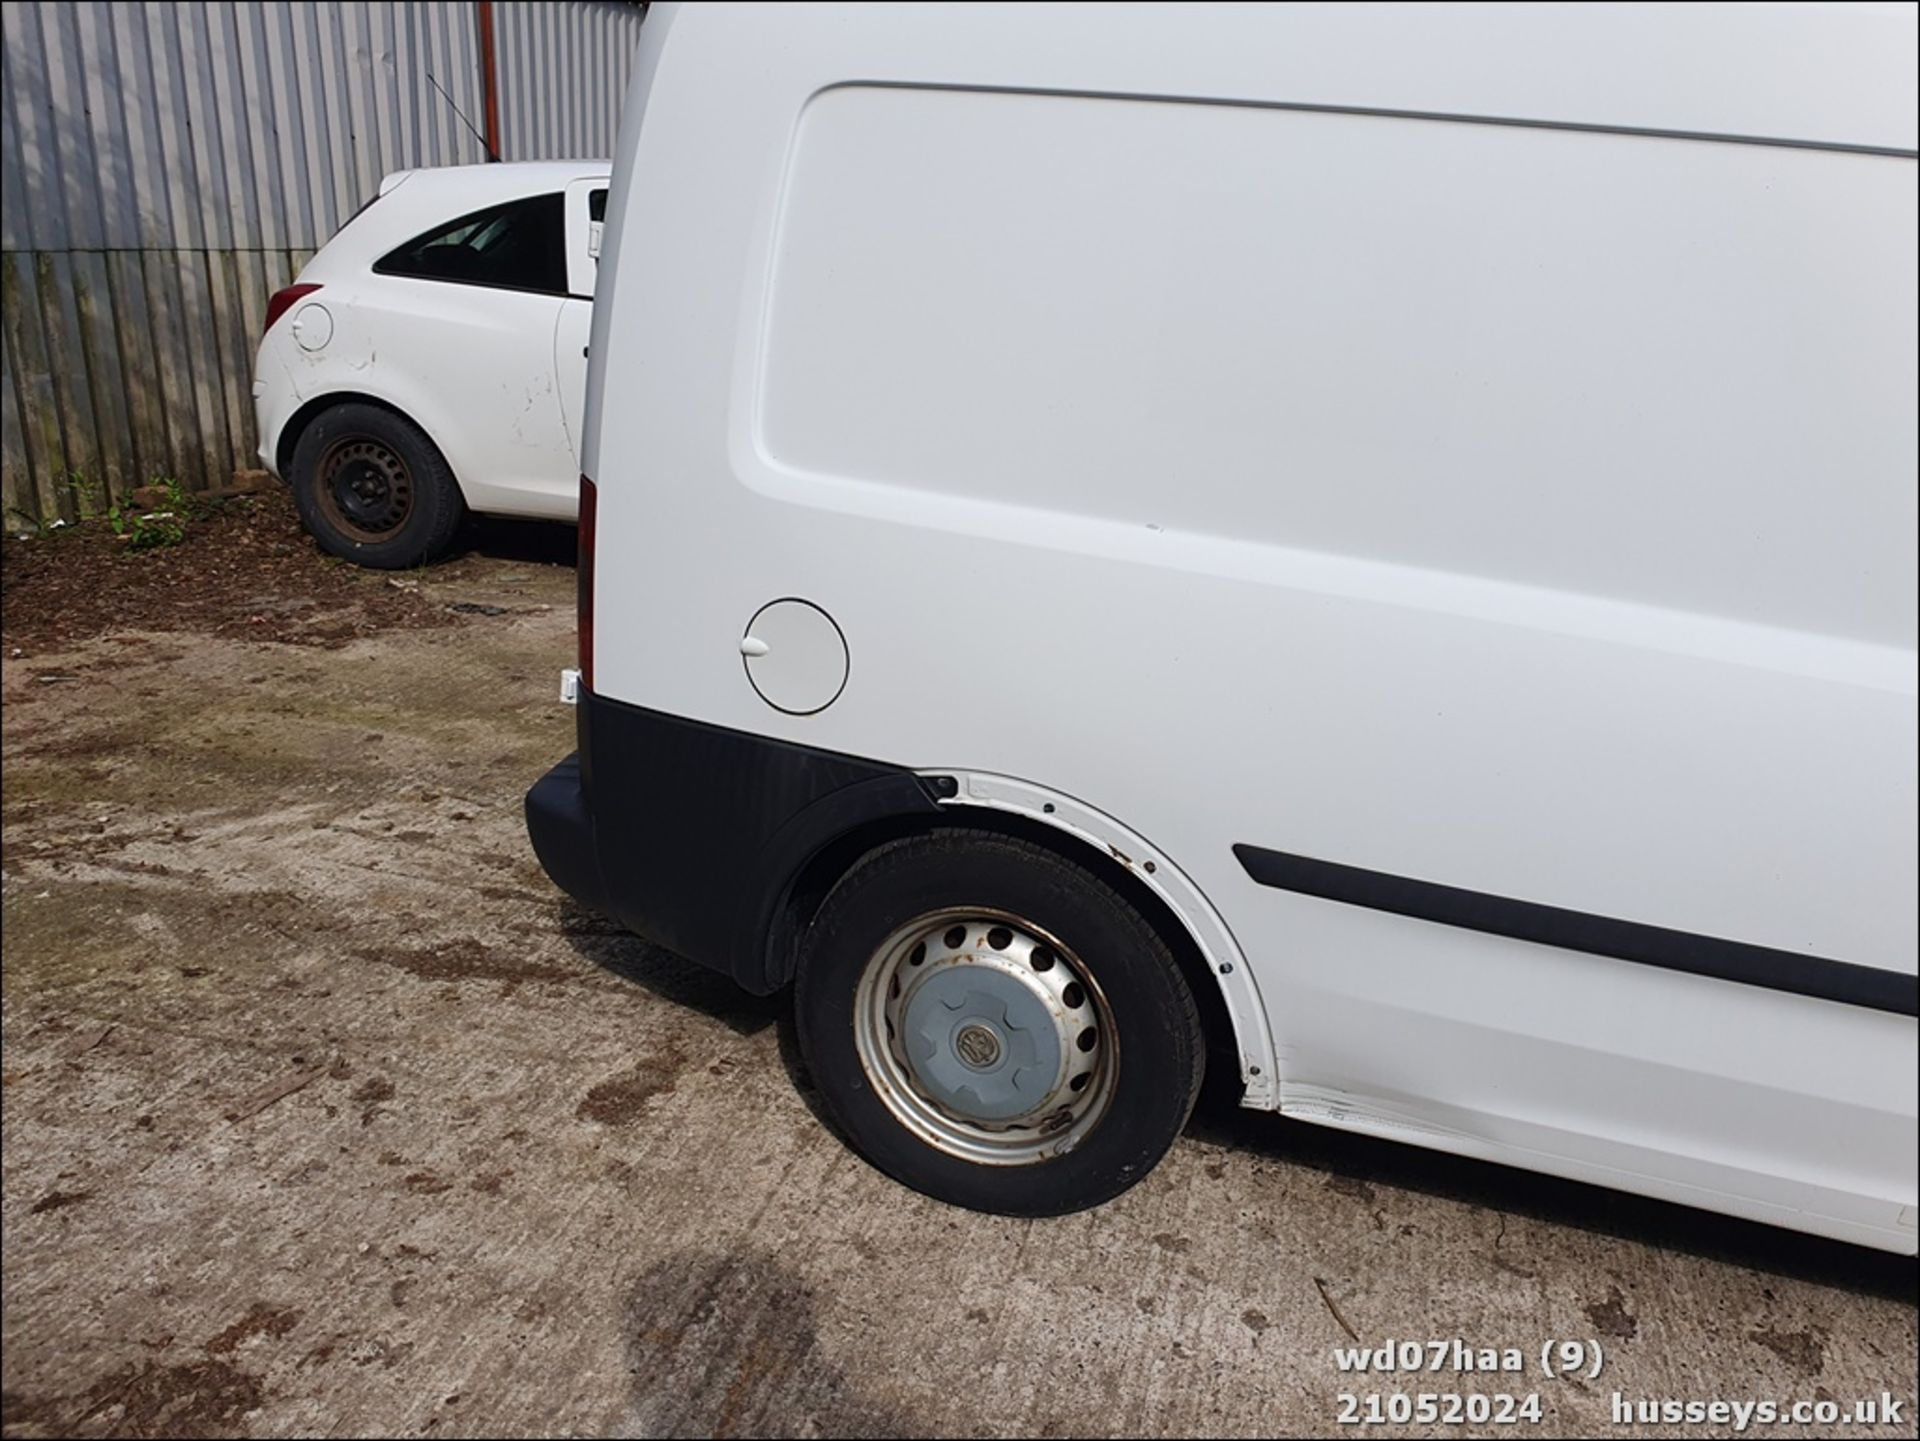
(263, 283, 321, 337)
(577, 474, 596, 691)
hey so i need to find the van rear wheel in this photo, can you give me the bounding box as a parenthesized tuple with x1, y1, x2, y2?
(794, 831, 1204, 1215)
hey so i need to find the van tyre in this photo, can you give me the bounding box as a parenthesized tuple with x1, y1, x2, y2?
(290, 402, 465, 569)
(795, 830, 1204, 1215)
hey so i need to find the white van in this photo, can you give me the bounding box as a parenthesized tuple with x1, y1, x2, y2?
(527, 2, 1918, 1249)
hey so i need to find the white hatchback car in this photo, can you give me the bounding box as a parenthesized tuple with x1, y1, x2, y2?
(254, 162, 607, 567)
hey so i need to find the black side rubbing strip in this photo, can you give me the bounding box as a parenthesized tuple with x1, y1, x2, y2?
(1231, 845, 1918, 1018)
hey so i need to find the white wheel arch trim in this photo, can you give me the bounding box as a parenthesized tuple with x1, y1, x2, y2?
(919, 769, 1279, 1109)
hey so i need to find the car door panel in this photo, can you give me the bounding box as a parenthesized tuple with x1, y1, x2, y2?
(361, 278, 571, 517)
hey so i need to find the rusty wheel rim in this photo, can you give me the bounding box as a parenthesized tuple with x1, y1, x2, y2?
(853, 907, 1118, 1166)
(316, 437, 413, 543)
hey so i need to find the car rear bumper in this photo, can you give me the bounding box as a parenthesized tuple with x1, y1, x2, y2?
(252, 341, 304, 480)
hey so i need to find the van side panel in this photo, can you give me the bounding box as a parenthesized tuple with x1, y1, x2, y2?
(761, 87, 1913, 647)
(584, 3, 1919, 1249)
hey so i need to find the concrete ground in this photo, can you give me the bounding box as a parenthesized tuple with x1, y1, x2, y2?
(2, 538, 1913, 1439)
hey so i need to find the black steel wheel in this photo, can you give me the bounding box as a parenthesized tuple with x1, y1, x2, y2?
(290, 403, 464, 568)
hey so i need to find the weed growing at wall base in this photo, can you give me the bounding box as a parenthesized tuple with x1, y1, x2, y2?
(8, 475, 198, 551)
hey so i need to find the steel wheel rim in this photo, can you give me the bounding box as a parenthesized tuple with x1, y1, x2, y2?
(316, 437, 414, 542)
(852, 906, 1118, 1166)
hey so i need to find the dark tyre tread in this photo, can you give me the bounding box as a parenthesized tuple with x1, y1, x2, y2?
(289, 402, 466, 569)
(795, 829, 1205, 1216)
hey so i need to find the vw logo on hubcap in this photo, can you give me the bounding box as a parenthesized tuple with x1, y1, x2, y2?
(953, 1023, 1002, 1070)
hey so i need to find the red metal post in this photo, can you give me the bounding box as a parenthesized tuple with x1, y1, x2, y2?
(476, 0, 503, 161)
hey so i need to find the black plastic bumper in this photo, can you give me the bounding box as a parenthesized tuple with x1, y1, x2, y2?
(524, 752, 610, 917)
(525, 688, 942, 993)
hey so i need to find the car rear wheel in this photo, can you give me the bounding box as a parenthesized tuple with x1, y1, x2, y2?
(290, 402, 465, 569)
(795, 830, 1205, 1215)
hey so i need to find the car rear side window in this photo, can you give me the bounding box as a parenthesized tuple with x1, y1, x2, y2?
(375, 193, 568, 296)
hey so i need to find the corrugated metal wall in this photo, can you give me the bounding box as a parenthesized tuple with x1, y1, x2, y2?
(496, 0, 641, 164)
(0, 0, 645, 524)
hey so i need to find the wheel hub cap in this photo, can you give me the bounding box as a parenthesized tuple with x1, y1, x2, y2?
(853, 909, 1116, 1166)
(903, 968, 1062, 1120)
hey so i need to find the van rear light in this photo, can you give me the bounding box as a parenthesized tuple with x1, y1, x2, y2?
(263, 283, 321, 337)
(577, 474, 596, 691)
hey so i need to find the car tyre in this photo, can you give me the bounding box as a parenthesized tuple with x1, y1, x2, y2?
(795, 830, 1205, 1216)
(290, 402, 466, 569)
